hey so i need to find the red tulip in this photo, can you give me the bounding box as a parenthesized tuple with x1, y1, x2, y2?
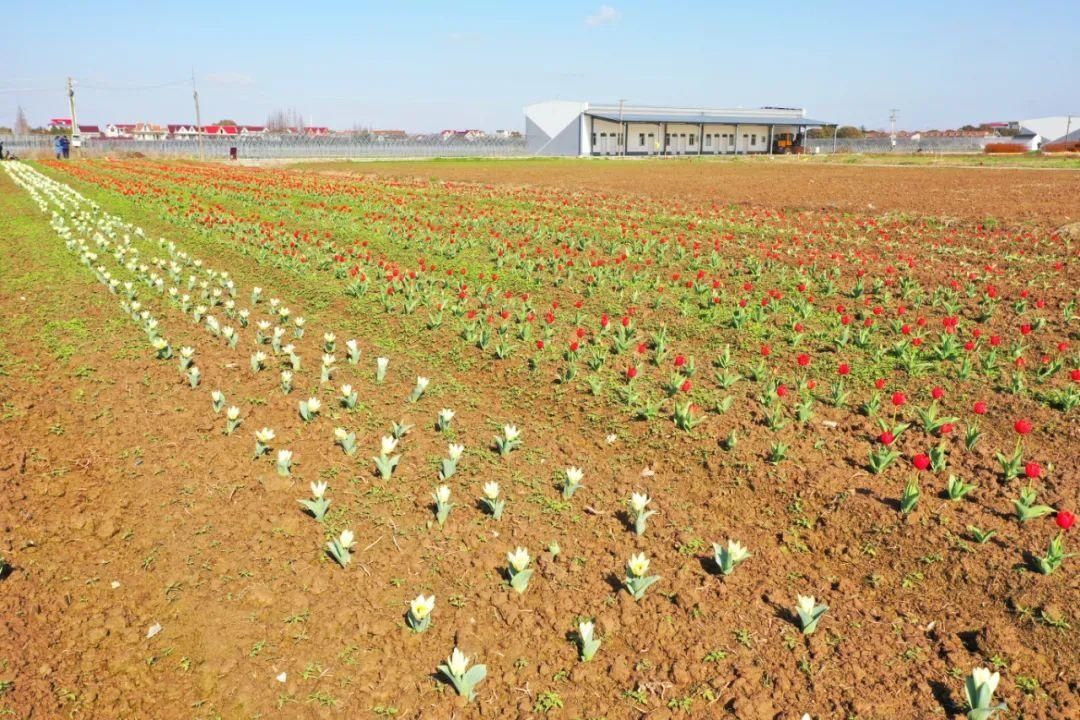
(874, 378, 886, 390)
(1056, 510, 1075, 531)
(891, 392, 907, 406)
(760, 345, 771, 357)
(879, 431, 895, 445)
(535, 340, 545, 350)
(838, 363, 850, 376)
(1014, 419, 1033, 435)
(1024, 462, 1041, 478)
(674, 355, 686, 367)
(912, 454, 931, 471)
(797, 353, 810, 367)
(776, 384, 789, 398)
(973, 401, 987, 415)
(680, 379, 692, 393)
(625, 366, 637, 380)
(931, 386, 944, 399)
(939, 423, 954, 435)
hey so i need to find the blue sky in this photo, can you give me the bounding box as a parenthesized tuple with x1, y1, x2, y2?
(4, 0, 1078, 132)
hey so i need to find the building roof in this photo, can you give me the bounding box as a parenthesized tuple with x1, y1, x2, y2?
(586, 111, 829, 126)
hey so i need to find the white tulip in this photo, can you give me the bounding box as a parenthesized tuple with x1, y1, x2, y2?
(797, 595, 816, 616)
(483, 482, 500, 500)
(256, 428, 275, 443)
(971, 667, 1000, 696)
(447, 647, 469, 678)
(410, 594, 435, 620)
(380, 435, 398, 456)
(310, 481, 328, 498)
(226, 406, 240, 420)
(565, 467, 584, 485)
(630, 492, 651, 513)
(436, 485, 452, 504)
(507, 547, 530, 572)
(627, 552, 650, 577)
(339, 529, 355, 548)
(448, 443, 464, 460)
(503, 424, 520, 441)
(306, 397, 321, 413)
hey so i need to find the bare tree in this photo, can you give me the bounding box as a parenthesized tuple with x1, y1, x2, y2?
(267, 108, 305, 133)
(14, 105, 30, 135)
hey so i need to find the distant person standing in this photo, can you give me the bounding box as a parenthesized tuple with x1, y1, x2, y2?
(54, 135, 64, 159)
(61, 135, 70, 159)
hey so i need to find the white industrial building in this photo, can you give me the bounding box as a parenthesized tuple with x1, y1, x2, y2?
(525, 101, 829, 157)
(1018, 116, 1077, 146)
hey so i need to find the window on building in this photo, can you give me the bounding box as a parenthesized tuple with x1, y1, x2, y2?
(689, 134, 696, 146)
(705, 135, 712, 147)
(751, 134, 757, 146)
(639, 133, 645, 147)
(591, 133, 596, 146)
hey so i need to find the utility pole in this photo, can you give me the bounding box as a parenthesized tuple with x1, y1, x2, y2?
(1064, 115, 1073, 150)
(67, 76, 79, 155)
(192, 70, 205, 161)
(889, 108, 899, 149)
(618, 98, 627, 156)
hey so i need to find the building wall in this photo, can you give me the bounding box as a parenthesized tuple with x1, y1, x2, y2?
(589, 120, 788, 155)
(524, 101, 588, 156)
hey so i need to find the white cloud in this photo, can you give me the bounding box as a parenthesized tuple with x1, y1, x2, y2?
(585, 5, 619, 27)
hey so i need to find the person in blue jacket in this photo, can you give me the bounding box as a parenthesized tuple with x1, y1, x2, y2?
(61, 135, 70, 158)
(54, 135, 64, 159)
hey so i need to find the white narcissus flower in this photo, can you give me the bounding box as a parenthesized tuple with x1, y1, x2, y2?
(226, 406, 240, 420)
(380, 436, 399, 456)
(503, 424, 520, 441)
(447, 648, 469, 678)
(797, 595, 816, 616)
(410, 594, 435, 620)
(627, 552, 650, 577)
(339, 529, 355, 548)
(483, 482, 500, 500)
(436, 485, 451, 504)
(507, 547, 530, 572)
(565, 467, 584, 484)
(256, 428, 275, 443)
(630, 492, 651, 513)
(448, 443, 464, 460)
(310, 481, 328, 499)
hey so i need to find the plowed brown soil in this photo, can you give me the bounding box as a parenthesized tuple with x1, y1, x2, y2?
(1, 160, 1076, 720)
(316, 158, 1080, 224)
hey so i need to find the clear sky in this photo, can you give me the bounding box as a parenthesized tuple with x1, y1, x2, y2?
(4, 0, 1078, 132)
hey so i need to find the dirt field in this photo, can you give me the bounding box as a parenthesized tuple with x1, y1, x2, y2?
(303, 157, 1080, 225)
(1, 157, 1076, 720)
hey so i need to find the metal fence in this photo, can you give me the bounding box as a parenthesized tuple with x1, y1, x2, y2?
(805, 137, 995, 154)
(0, 134, 528, 159)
